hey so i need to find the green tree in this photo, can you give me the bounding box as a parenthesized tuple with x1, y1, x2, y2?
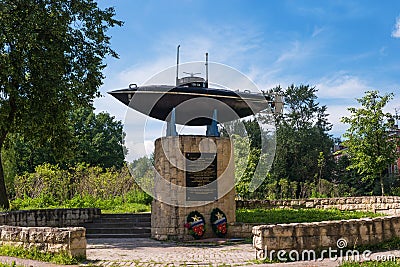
(68, 108, 126, 169)
(341, 90, 399, 196)
(269, 85, 334, 198)
(5, 108, 125, 176)
(0, 0, 123, 209)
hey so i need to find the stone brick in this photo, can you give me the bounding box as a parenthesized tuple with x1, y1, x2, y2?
(69, 248, 86, 257)
(70, 237, 87, 249)
(279, 237, 297, 249)
(320, 235, 337, 247)
(372, 219, 383, 235)
(152, 136, 236, 240)
(252, 215, 400, 253)
(301, 236, 320, 249)
(0, 226, 85, 257)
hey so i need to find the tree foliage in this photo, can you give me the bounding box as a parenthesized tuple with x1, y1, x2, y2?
(0, 0, 123, 209)
(5, 108, 125, 179)
(341, 91, 400, 196)
(12, 162, 152, 209)
(229, 84, 336, 199)
(267, 85, 334, 198)
(67, 108, 126, 169)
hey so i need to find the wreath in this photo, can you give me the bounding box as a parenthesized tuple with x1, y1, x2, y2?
(184, 211, 206, 239)
(210, 208, 228, 237)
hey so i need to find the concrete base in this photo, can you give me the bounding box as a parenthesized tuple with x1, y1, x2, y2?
(151, 135, 236, 240)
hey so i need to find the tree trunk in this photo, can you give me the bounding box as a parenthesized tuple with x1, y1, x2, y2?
(0, 143, 10, 210)
(380, 173, 385, 196)
(0, 96, 16, 210)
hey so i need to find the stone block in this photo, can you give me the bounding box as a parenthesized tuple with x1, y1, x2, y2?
(28, 230, 43, 243)
(69, 227, 85, 238)
(341, 222, 359, 236)
(70, 237, 87, 249)
(305, 201, 314, 208)
(47, 243, 68, 252)
(320, 235, 337, 247)
(359, 223, 370, 238)
(69, 248, 86, 257)
(264, 237, 279, 250)
(294, 225, 307, 237)
(273, 225, 294, 237)
(301, 236, 320, 249)
(391, 217, 400, 237)
(359, 234, 370, 245)
(372, 219, 383, 235)
(279, 237, 297, 250)
(371, 234, 383, 243)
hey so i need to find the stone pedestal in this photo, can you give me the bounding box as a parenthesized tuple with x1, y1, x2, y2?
(151, 135, 236, 240)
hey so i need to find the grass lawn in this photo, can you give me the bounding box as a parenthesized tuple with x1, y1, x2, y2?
(100, 203, 150, 213)
(9, 195, 151, 214)
(0, 245, 83, 265)
(340, 261, 400, 267)
(0, 263, 23, 267)
(236, 208, 383, 224)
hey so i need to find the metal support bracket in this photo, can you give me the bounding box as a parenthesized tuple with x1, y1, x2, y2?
(206, 109, 220, 137)
(166, 108, 178, 136)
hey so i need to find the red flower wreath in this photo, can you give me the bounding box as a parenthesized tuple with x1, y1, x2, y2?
(184, 211, 206, 239)
(210, 208, 228, 237)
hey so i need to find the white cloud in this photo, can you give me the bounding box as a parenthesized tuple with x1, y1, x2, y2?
(312, 26, 324, 38)
(316, 75, 400, 136)
(313, 72, 374, 136)
(392, 16, 400, 38)
(275, 41, 301, 63)
(315, 72, 371, 99)
(118, 57, 177, 86)
(153, 24, 265, 69)
(325, 104, 354, 137)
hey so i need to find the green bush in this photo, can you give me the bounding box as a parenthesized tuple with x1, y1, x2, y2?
(10, 162, 153, 212)
(71, 163, 136, 199)
(10, 194, 151, 213)
(124, 189, 153, 205)
(14, 163, 70, 203)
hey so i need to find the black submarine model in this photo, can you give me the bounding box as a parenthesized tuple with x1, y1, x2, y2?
(109, 46, 283, 136)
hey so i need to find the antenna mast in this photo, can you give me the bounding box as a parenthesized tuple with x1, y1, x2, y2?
(205, 52, 209, 88)
(176, 45, 180, 86)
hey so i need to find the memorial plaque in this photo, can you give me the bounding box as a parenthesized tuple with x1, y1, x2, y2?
(185, 152, 217, 201)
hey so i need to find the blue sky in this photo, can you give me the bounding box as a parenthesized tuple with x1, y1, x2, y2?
(95, 0, 400, 149)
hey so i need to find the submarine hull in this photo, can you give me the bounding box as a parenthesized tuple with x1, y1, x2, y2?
(109, 85, 270, 126)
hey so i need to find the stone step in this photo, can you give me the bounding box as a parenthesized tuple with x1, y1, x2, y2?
(86, 233, 150, 238)
(93, 214, 151, 223)
(100, 213, 151, 219)
(86, 227, 150, 235)
(83, 213, 152, 238)
(91, 217, 151, 224)
(84, 222, 150, 229)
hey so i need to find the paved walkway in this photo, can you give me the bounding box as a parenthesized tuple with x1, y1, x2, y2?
(87, 238, 255, 266)
(85, 238, 400, 267)
(1, 238, 400, 267)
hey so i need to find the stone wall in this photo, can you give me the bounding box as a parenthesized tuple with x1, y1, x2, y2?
(228, 223, 258, 238)
(0, 225, 86, 257)
(0, 208, 101, 227)
(252, 215, 400, 257)
(237, 196, 400, 215)
(151, 136, 236, 240)
(0, 208, 99, 258)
